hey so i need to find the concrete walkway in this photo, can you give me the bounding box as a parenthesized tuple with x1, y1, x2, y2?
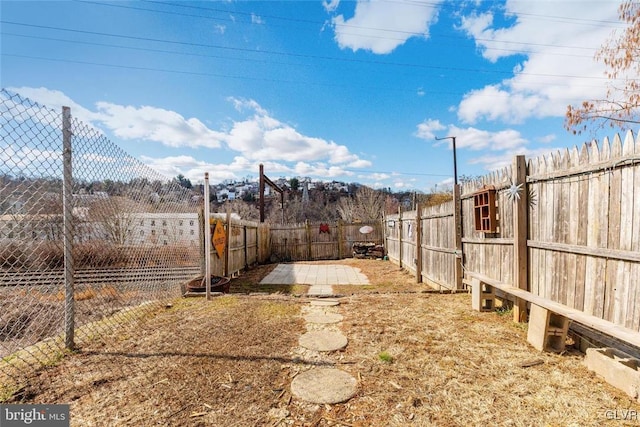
(264, 264, 367, 404)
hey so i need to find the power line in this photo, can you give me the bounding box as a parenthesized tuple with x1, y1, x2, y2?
(1, 53, 610, 102)
(78, 0, 609, 53)
(2, 31, 609, 84)
(0, 20, 616, 82)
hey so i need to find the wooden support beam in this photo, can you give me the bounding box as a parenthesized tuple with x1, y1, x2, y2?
(305, 220, 312, 260)
(415, 203, 422, 283)
(259, 163, 284, 223)
(224, 210, 231, 278)
(513, 155, 529, 322)
(453, 184, 463, 290)
(259, 164, 265, 223)
(398, 206, 403, 269)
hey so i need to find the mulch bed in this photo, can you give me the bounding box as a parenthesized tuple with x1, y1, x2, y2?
(4, 260, 639, 426)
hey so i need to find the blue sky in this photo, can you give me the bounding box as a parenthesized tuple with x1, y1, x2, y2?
(0, 0, 627, 191)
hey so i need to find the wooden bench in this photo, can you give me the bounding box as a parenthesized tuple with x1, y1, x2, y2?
(465, 272, 640, 353)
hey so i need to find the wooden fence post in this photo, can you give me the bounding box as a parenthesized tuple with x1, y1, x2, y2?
(198, 207, 205, 276)
(415, 203, 422, 283)
(337, 220, 343, 259)
(305, 220, 312, 260)
(224, 210, 231, 277)
(513, 155, 529, 322)
(398, 206, 403, 269)
(243, 225, 248, 270)
(454, 184, 463, 289)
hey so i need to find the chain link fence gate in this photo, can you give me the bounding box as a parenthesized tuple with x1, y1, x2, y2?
(0, 89, 203, 398)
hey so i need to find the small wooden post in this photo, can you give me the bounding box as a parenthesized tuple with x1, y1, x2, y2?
(198, 207, 205, 276)
(513, 155, 529, 322)
(224, 210, 231, 277)
(453, 184, 463, 289)
(415, 203, 422, 283)
(337, 220, 344, 259)
(305, 220, 312, 260)
(259, 164, 265, 223)
(243, 225, 248, 270)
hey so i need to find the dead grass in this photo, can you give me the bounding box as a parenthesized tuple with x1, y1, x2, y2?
(3, 260, 639, 426)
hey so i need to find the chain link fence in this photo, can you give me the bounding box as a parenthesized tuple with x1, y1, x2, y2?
(0, 89, 203, 398)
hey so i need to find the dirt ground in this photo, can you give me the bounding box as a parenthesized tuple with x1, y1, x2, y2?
(5, 259, 640, 426)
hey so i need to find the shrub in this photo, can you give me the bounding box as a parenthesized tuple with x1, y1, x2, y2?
(74, 242, 129, 268)
(0, 241, 27, 269)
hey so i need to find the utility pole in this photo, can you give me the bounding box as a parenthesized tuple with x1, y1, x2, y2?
(435, 136, 458, 187)
(435, 135, 463, 289)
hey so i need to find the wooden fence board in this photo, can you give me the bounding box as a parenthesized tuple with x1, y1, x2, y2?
(529, 180, 540, 297)
(574, 151, 589, 311)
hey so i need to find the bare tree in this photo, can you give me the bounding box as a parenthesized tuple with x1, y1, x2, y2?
(565, 1, 640, 134)
(89, 196, 137, 245)
(337, 186, 385, 222)
(221, 199, 260, 221)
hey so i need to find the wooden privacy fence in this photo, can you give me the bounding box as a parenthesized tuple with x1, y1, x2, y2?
(385, 130, 640, 336)
(269, 221, 384, 261)
(202, 216, 270, 278)
(203, 218, 383, 276)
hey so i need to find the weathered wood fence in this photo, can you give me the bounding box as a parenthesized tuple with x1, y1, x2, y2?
(205, 219, 383, 276)
(268, 221, 383, 261)
(205, 217, 271, 278)
(385, 130, 640, 334)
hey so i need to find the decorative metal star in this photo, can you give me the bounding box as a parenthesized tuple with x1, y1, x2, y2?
(506, 182, 523, 202)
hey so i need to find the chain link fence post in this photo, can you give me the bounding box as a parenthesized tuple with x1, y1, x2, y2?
(62, 106, 75, 351)
(204, 172, 211, 300)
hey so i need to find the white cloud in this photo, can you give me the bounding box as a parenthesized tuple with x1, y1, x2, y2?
(9, 87, 372, 183)
(446, 125, 528, 151)
(415, 119, 446, 140)
(223, 98, 371, 167)
(81, 153, 117, 163)
(140, 155, 244, 183)
(293, 162, 354, 178)
(456, 2, 621, 124)
(0, 144, 60, 170)
(323, 0, 340, 13)
(7, 86, 102, 125)
(214, 24, 226, 34)
(537, 134, 556, 144)
(94, 103, 226, 149)
(393, 178, 417, 189)
(467, 146, 561, 171)
(331, 0, 443, 54)
(357, 172, 390, 181)
(251, 13, 264, 24)
(415, 118, 533, 171)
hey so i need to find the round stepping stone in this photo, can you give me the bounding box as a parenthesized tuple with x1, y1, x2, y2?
(291, 368, 357, 404)
(299, 331, 347, 351)
(310, 299, 340, 307)
(304, 312, 344, 324)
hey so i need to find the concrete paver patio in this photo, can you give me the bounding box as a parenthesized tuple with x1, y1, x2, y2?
(259, 264, 370, 286)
